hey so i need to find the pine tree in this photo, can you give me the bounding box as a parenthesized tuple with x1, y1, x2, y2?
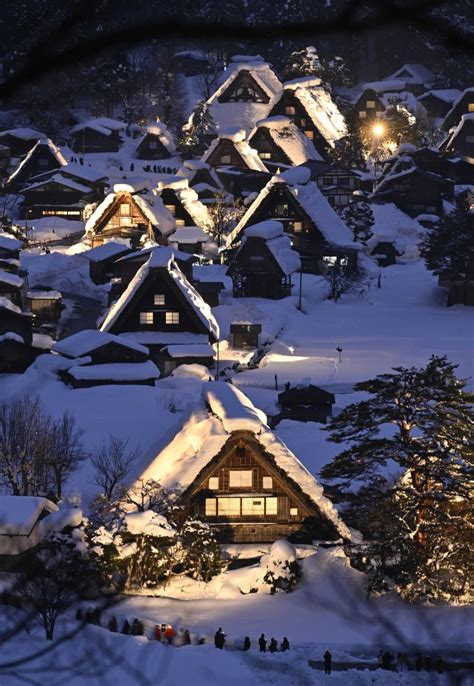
(321, 355, 474, 601)
(282, 46, 322, 81)
(340, 201, 374, 244)
(419, 208, 474, 277)
(179, 100, 216, 157)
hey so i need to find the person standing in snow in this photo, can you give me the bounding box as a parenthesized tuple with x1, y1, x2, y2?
(214, 627, 225, 649)
(269, 638, 277, 653)
(183, 628, 191, 645)
(107, 615, 118, 632)
(415, 653, 422, 671)
(154, 624, 161, 641)
(130, 163, 134, 172)
(281, 637, 289, 652)
(130, 618, 144, 636)
(324, 650, 332, 675)
(243, 636, 251, 651)
(377, 650, 384, 668)
(258, 634, 267, 652)
(121, 619, 131, 635)
(161, 624, 167, 644)
(164, 624, 175, 644)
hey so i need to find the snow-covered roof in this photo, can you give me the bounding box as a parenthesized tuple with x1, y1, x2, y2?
(136, 120, 176, 155)
(22, 172, 91, 194)
(66, 360, 160, 382)
(0, 271, 23, 288)
(155, 177, 211, 228)
(177, 160, 224, 190)
(27, 289, 62, 300)
(120, 331, 209, 346)
(418, 89, 462, 104)
(443, 87, 474, 126)
(385, 64, 435, 86)
(0, 233, 23, 252)
(83, 241, 131, 262)
(53, 329, 149, 358)
(136, 381, 349, 539)
(444, 112, 474, 150)
(207, 57, 282, 134)
(169, 226, 211, 244)
(163, 343, 215, 358)
(362, 79, 407, 94)
(277, 79, 347, 148)
(228, 169, 355, 248)
(0, 496, 58, 536)
(0, 127, 45, 142)
(100, 250, 219, 340)
(0, 296, 26, 315)
(250, 116, 323, 166)
(239, 220, 300, 275)
(70, 117, 126, 136)
(202, 130, 268, 172)
(8, 138, 67, 185)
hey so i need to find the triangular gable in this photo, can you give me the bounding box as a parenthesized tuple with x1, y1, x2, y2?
(217, 69, 272, 104)
(85, 190, 156, 236)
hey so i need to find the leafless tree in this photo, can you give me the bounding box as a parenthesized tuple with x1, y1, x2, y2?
(206, 192, 245, 248)
(195, 50, 223, 100)
(48, 412, 86, 500)
(90, 436, 140, 500)
(22, 575, 74, 641)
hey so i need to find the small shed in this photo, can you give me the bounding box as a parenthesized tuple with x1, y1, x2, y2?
(370, 241, 398, 267)
(83, 241, 132, 284)
(277, 383, 335, 424)
(169, 226, 211, 255)
(27, 289, 63, 324)
(135, 122, 175, 159)
(70, 118, 126, 153)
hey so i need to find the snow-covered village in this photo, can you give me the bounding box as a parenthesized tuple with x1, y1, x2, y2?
(0, 1, 472, 684)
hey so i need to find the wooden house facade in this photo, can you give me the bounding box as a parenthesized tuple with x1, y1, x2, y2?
(0, 128, 45, 158)
(84, 242, 132, 285)
(20, 174, 95, 220)
(84, 186, 162, 247)
(304, 160, 360, 208)
(275, 384, 335, 425)
(138, 382, 350, 544)
(373, 168, 454, 217)
(418, 90, 461, 120)
(70, 118, 126, 153)
(353, 87, 387, 122)
(27, 290, 62, 325)
(135, 123, 175, 159)
(203, 135, 267, 172)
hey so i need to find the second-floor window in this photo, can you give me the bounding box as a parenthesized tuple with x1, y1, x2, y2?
(220, 155, 231, 164)
(229, 470, 252, 488)
(140, 311, 154, 324)
(285, 106, 296, 115)
(165, 311, 180, 324)
(154, 294, 165, 305)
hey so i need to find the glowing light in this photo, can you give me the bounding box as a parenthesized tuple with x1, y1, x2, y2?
(372, 123, 385, 138)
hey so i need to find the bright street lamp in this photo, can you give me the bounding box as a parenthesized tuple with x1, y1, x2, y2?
(372, 123, 385, 138)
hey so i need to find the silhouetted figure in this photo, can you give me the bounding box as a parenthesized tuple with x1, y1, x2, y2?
(130, 163, 135, 172)
(435, 656, 444, 674)
(382, 651, 393, 670)
(75, 608, 83, 621)
(130, 618, 144, 636)
(243, 636, 251, 651)
(121, 619, 131, 635)
(154, 624, 161, 641)
(183, 628, 191, 645)
(258, 634, 267, 652)
(281, 637, 289, 652)
(92, 608, 101, 626)
(377, 650, 384, 668)
(425, 655, 432, 672)
(214, 627, 225, 649)
(269, 638, 277, 653)
(415, 653, 422, 671)
(84, 608, 94, 623)
(79, 157, 84, 166)
(107, 615, 118, 632)
(324, 650, 332, 675)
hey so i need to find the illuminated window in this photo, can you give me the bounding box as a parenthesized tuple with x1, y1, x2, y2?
(359, 111, 367, 119)
(149, 141, 157, 149)
(300, 118, 307, 126)
(165, 204, 176, 215)
(140, 311, 154, 324)
(468, 103, 474, 112)
(266, 498, 278, 515)
(285, 106, 296, 115)
(120, 203, 130, 215)
(220, 155, 231, 165)
(154, 294, 165, 305)
(292, 221, 303, 232)
(175, 219, 186, 227)
(259, 152, 272, 159)
(323, 255, 337, 264)
(241, 498, 264, 515)
(205, 498, 217, 515)
(217, 498, 241, 516)
(229, 470, 252, 488)
(304, 130, 314, 139)
(119, 216, 131, 227)
(366, 100, 376, 108)
(375, 111, 383, 117)
(165, 311, 179, 324)
(289, 507, 298, 516)
(209, 477, 219, 490)
(262, 476, 273, 489)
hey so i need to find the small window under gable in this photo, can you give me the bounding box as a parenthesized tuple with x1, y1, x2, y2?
(140, 311, 154, 324)
(304, 130, 314, 139)
(366, 100, 376, 108)
(289, 507, 298, 516)
(209, 477, 219, 490)
(165, 204, 176, 215)
(120, 203, 130, 215)
(259, 152, 272, 160)
(175, 219, 186, 227)
(359, 111, 367, 119)
(220, 155, 231, 165)
(468, 103, 474, 112)
(149, 141, 157, 149)
(205, 498, 217, 515)
(154, 294, 165, 305)
(285, 106, 296, 116)
(229, 470, 252, 488)
(262, 476, 273, 489)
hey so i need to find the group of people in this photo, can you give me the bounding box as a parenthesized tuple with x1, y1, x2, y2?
(214, 628, 290, 654)
(377, 650, 445, 673)
(142, 163, 177, 174)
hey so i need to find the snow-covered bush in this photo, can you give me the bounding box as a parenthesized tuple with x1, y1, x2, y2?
(260, 540, 302, 594)
(340, 201, 374, 245)
(178, 518, 223, 582)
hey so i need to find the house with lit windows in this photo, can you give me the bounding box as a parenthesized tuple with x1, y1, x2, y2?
(155, 177, 211, 230)
(442, 87, 474, 130)
(206, 55, 282, 134)
(7, 138, 67, 190)
(100, 247, 219, 376)
(247, 116, 323, 171)
(227, 168, 359, 274)
(267, 77, 347, 158)
(135, 381, 350, 543)
(202, 129, 268, 172)
(440, 113, 474, 160)
(84, 183, 175, 247)
(352, 80, 418, 124)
